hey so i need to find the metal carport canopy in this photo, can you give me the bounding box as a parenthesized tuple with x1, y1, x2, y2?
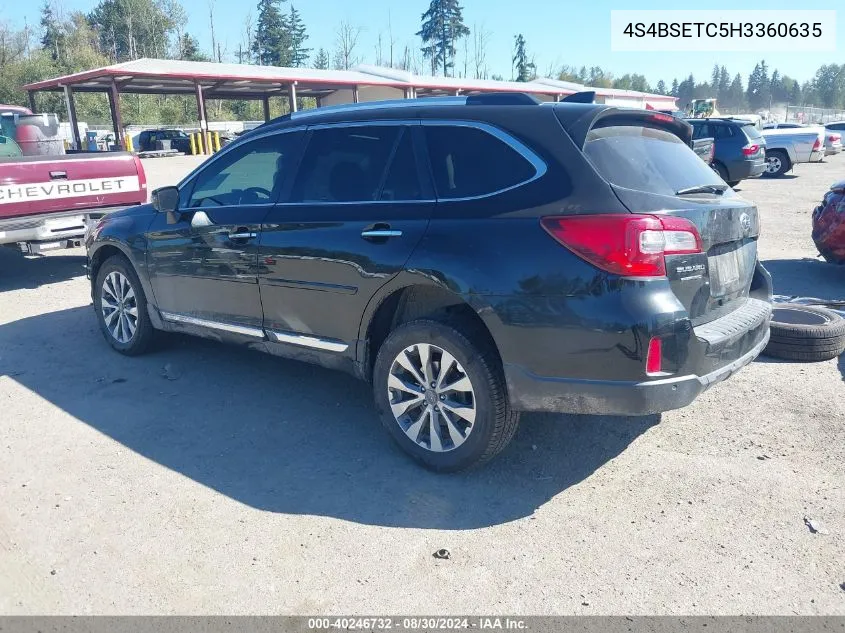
(22, 58, 677, 150)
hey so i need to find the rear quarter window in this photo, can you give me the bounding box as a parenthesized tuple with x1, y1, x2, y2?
(584, 125, 724, 197)
(742, 124, 763, 141)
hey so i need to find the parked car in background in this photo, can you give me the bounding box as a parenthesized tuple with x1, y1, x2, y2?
(812, 179, 845, 264)
(688, 117, 766, 187)
(760, 127, 825, 176)
(763, 122, 842, 156)
(1, 151, 147, 254)
(691, 136, 715, 166)
(87, 95, 773, 471)
(137, 129, 192, 154)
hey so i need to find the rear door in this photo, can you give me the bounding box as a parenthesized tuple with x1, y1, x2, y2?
(581, 120, 760, 325)
(258, 122, 433, 352)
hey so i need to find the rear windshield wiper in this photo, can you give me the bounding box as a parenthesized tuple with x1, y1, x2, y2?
(675, 184, 729, 195)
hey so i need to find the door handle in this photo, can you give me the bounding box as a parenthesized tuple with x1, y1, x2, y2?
(361, 229, 402, 238)
(228, 231, 258, 240)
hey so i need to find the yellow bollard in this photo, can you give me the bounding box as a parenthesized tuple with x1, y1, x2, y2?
(213, 131, 221, 153)
(205, 131, 212, 154)
(124, 135, 134, 153)
(189, 133, 197, 155)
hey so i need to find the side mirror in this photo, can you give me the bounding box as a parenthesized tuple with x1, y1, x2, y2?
(152, 186, 179, 213)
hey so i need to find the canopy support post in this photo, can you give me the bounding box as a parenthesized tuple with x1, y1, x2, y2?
(288, 82, 298, 113)
(262, 96, 271, 122)
(63, 85, 82, 151)
(107, 80, 124, 150)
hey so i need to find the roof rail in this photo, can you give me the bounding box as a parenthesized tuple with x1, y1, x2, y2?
(560, 91, 596, 104)
(465, 92, 540, 105)
(287, 96, 467, 121)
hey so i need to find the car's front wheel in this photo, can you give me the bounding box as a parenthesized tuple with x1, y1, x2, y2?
(372, 319, 519, 471)
(94, 255, 155, 355)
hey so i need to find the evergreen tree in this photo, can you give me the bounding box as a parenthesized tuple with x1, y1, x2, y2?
(576, 66, 588, 83)
(511, 34, 534, 82)
(656, 79, 667, 95)
(727, 73, 745, 110)
(40, 1, 65, 61)
(746, 63, 763, 110)
(670, 78, 679, 97)
(252, 0, 287, 65)
(758, 60, 771, 108)
(417, 0, 470, 76)
(710, 64, 720, 93)
(718, 66, 730, 102)
(179, 34, 208, 61)
(285, 5, 310, 67)
(313, 47, 329, 70)
(789, 80, 801, 105)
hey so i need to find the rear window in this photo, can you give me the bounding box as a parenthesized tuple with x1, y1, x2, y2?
(584, 125, 723, 196)
(742, 124, 763, 140)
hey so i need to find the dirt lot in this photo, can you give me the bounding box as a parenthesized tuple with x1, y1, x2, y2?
(0, 155, 843, 615)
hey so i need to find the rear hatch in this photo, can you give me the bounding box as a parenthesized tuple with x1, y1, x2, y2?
(559, 109, 759, 326)
(739, 122, 766, 161)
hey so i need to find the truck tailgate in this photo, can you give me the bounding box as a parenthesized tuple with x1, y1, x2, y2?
(0, 153, 146, 221)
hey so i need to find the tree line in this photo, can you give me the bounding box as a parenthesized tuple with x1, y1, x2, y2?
(1, 0, 844, 127)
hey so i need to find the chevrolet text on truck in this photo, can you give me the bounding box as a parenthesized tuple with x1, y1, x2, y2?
(0, 105, 147, 254)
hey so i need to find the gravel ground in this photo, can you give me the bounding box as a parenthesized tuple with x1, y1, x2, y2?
(0, 155, 843, 615)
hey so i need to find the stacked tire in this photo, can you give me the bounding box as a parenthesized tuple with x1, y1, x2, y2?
(763, 305, 845, 362)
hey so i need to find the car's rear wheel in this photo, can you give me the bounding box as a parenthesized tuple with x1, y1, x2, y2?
(712, 161, 729, 182)
(94, 255, 155, 355)
(372, 319, 519, 472)
(764, 151, 791, 177)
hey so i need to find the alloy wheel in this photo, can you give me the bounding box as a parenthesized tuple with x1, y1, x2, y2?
(387, 343, 476, 452)
(766, 156, 782, 174)
(101, 271, 138, 344)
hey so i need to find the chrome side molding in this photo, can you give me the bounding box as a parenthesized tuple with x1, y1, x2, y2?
(266, 329, 349, 352)
(160, 311, 266, 338)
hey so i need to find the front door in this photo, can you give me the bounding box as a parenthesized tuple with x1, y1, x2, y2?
(146, 131, 303, 337)
(259, 123, 433, 353)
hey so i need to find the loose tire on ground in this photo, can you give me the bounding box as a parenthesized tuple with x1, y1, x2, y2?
(372, 318, 519, 472)
(762, 304, 845, 362)
(93, 254, 156, 356)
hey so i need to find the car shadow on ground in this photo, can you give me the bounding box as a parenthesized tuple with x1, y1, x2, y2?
(763, 258, 845, 299)
(0, 305, 658, 530)
(0, 247, 87, 291)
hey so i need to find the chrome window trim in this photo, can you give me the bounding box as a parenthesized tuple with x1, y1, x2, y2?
(275, 199, 436, 207)
(175, 125, 307, 191)
(267, 329, 349, 352)
(160, 311, 265, 338)
(421, 119, 548, 201)
(289, 97, 467, 121)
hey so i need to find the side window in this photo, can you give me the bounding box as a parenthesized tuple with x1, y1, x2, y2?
(424, 125, 537, 199)
(380, 130, 422, 201)
(714, 125, 735, 139)
(291, 126, 400, 202)
(694, 123, 711, 139)
(188, 133, 297, 208)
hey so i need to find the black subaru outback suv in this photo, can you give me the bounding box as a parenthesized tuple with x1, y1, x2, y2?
(86, 94, 772, 471)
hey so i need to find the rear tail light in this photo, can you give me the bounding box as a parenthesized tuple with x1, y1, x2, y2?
(540, 214, 703, 277)
(829, 134, 840, 142)
(813, 137, 822, 151)
(741, 144, 759, 156)
(646, 337, 663, 374)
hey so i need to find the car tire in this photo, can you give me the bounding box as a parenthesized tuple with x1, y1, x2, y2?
(764, 150, 791, 177)
(372, 318, 519, 472)
(93, 254, 156, 356)
(712, 161, 729, 182)
(762, 304, 845, 362)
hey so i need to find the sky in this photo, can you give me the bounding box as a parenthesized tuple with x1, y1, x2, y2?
(3, 0, 842, 87)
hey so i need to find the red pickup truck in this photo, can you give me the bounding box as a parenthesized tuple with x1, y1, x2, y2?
(0, 106, 147, 254)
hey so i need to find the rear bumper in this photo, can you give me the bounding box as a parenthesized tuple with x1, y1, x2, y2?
(810, 149, 826, 162)
(505, 299, 772, 416)
(730, 158, 766, 181)
(0, 207, 126, 246)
